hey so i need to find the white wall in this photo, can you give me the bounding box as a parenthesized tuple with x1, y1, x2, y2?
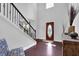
(30, 20, 37, 29)
(14, 3, 37, 21)
(0, 13, 36, 50)
(14, 3, 37, 30)
(13, 3, 70, 42)
(73, 12, 79, 35)
(36, 3, 70, 42)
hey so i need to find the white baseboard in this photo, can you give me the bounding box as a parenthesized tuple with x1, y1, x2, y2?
(23, 41, 37, 50)
(36, 38, 62, 43)
(54, 40, 62, 42)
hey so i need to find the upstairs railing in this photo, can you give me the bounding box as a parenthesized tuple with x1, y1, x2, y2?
(0, 3, 36, 39)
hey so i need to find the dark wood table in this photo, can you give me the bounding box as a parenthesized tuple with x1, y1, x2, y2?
(63, 39, 79, 56)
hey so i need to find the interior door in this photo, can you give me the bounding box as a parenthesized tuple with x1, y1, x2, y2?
(46, 22, 54, 41)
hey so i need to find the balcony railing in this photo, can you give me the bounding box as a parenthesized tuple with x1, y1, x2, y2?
(0, 3, 36, 39)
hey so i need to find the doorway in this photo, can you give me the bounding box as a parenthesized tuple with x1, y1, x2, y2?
(46, 22, 54, 41)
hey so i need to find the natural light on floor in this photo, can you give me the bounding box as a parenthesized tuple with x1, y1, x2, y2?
(46, 42, 56, 47)
(46, 42, 56, 55)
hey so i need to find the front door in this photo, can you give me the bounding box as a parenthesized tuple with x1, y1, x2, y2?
(46, 22, 54, 41)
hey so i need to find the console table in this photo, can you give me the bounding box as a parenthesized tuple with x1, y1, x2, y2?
(63, 39, 79, 56)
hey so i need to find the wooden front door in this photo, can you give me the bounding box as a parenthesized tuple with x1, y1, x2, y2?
(46, 22, 54, 41)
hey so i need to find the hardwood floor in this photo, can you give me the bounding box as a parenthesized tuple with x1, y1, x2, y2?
(24, 40, 63, 56)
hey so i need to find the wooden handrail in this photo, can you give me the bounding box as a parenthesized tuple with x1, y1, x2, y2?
(11, 3, 36, 32)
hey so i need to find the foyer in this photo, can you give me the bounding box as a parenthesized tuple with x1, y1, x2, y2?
(0, 3, 79, 56)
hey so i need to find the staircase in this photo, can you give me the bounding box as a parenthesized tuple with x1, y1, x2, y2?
(0, 3, 36, 39)
(0, 3, 36, 50)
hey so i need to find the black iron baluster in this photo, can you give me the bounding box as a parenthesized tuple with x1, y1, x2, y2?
(12, 6, 14, 22)
(0, 3, 1, 12)
(18, 13, 20, 26)
(10, 4, 11, 20)
(3, 3, 5, 16)
(15, 9, 16, 24)
(17, 12, 19, 26)
(7, 3, 8, 18)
